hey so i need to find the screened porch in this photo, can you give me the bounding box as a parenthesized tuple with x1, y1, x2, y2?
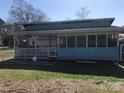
(14, 35, 58, 58)
(14, 32, 119, 60)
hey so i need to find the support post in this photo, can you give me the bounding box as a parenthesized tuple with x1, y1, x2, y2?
(35, 38, 37, 57)
(33, 37, 37, 62)
(13, 36, 16, 49)
(75, 35, 77, 48)
(66, 35, 68, 48)
(117, 33, 120, 65)
(13, 36, 16, 59)
(57, 35, 59, 48)
(96, 35, 97, 47)
(106, 34, 108, 47)
(86, 35, 88, 48)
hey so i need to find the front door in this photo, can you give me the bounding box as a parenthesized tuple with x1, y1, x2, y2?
(120, 44, 124, 61)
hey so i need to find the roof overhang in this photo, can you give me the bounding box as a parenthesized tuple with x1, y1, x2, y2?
(9, 27, 122, 35)
(23, 18, 115, 31)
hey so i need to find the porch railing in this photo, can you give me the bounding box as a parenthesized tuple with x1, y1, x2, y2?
(15, 47, 57, 58)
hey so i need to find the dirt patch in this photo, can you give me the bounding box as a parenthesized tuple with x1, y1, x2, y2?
(0, 79, 124, 93)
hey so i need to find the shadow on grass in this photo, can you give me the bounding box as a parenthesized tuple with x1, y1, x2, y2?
(0, 59, 124, 79)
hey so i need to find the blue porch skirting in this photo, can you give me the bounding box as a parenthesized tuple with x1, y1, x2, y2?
(57, 47, 119, 61)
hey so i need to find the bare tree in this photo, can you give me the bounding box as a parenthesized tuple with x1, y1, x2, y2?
(75, 7, 91, 19)
(9, 0, 48, 24)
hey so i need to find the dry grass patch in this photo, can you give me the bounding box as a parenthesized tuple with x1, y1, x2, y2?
(0, 49, 14, 61)
(0, 79, 124, 93)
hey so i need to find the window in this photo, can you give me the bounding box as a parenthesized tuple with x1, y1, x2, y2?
(88, 35, 96, 47)
(77, 35, 86, 47)
(67, 36, 75, 48)
(108, 34, 117, 47)
(59, 36, 66, 48)
(97, 35, 106, 47)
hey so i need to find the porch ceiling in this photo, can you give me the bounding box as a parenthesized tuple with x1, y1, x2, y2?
(9, 27, 122, 35)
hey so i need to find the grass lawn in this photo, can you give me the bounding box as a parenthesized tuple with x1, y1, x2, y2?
(0, 49, 124, 93)
(0, 68, 123, 81)
(0, 62, 124, 81)
(0, 48, 14, 53)
(0, 64, 124, 93)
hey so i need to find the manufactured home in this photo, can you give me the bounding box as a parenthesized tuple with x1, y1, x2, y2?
(12, 18, 124, 62)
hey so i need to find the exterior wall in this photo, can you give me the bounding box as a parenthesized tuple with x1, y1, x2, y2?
(57, 47, 119, 61)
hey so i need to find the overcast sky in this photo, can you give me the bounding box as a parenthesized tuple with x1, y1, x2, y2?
(0, 0, 124, 26)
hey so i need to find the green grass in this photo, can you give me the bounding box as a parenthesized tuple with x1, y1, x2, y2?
(0, 48, 14, 60)
(0, 48, 14, 53)
(0, 68, 123, 81)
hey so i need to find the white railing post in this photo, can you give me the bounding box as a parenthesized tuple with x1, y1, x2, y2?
(48, 47, 50, 57)
(35, 39, 37, 57)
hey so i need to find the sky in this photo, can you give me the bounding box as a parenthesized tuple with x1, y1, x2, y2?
(0, 0, 124, 26)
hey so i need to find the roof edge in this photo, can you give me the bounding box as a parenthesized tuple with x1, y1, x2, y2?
(23, 17, 115, 26)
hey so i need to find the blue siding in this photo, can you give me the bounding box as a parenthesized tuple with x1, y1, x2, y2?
(57, 47, 119, 60)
